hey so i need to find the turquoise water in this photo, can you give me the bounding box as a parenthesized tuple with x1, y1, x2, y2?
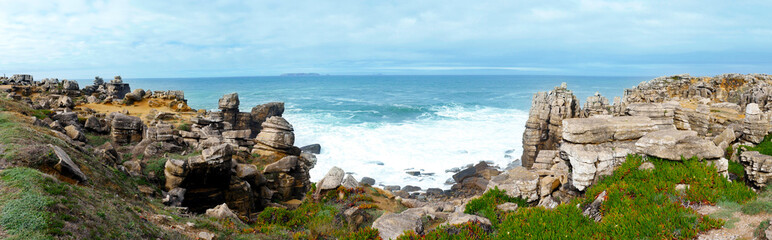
(115, 75, 651, 189)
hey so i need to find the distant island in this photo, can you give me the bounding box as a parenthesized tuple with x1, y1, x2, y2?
(280, 73, 321, 76)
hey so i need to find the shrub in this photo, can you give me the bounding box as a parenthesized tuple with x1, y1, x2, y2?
(176, 123, 191, 132)
(464, 187, 528, 226)
(342, 227, 382, 240)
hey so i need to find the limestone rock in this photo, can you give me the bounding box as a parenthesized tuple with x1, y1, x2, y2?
(582, 191, 606, 222)
(344, 206, 371, 231)
(372, 212, 423, 240)
(49, 144, 87, 182)
(496, 202, 518, 212)
(110, 113, 144, 144)
(446, 212, 492, 226)
(560, 141, 635, 191)
(64, 125, 86, 142)
(537, 195, 559, 209)
(360, 177, 376, 186)
(318, 166, 345, 191)
(582, 92, 611, 116)
(342, 174, 359, 189)
(205, 203, 239, 221)
(162, 188, 186, 207)
(486, 167, 539, 202)
(638, 162, 655, 171)
(94, 142, 120, 165)
(262, 156, 310, 201)
(300, 144, 321, 154)
(521, 84, 580, 168)
(739, 151, 772, 189)
(635, 130, 723, 160)
(218, 93, 240, 110)
(562, 116, 657, 144)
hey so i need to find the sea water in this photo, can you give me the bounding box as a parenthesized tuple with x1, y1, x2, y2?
(121, 75, 650, 189)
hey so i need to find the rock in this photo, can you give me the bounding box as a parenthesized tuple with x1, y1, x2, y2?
(57, 95, 74, 108)
(538, 176, 560, 197)
(384, 185, 400, 191)
(49, 144, 88, 182)
(94, 142, 120, 165)
(635, 130, 723, 160)
(372, 212, 423, 240)
(739, 151, 772, 189)
(64, 125, 86, 142)
(537, 196, 559, 209)
(263, 156, 299, 173)
(765, 220, 772, 240)
(521, 85, 580, 168)
(452, 167, 477, 183)
(300, 144, 321, 154)
(560, 141, 635, 191)
(202, 144, 233, 162)
(496, 202, 519, 211)
(638, 162, 656, 171)
(562, 116, 657, 144)
(253, 116, 296, 161)
(344, 206, 371, 231)
(110, 113, 144, 144)
(163, 188, 186, 207)
(218, 93, 240, 110)
(341, 174, 359, 189)
(122, 160, 142, 177)
(222, 129, 251, 139)
(360, 177, 376, 186)
(582, 92, 611, 116)
(582, 191, 606, 222)
(84, 116, 107, 133)
(402, 185, 421, 192)
(426, 188, 444, 197)
(486, 167, 539, 202)
(675, 184, 690, 191)
(712, 127, 737, 146)
(532, 150, 559, 170)
(198, 232, 214, 240)
(625, 102, 678, 130)
(746, 103, 761, 115)
(446, 212, 492, 226)
(317, 167, 345, 191)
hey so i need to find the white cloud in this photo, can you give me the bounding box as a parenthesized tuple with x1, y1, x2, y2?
(0, 0, 770, 77)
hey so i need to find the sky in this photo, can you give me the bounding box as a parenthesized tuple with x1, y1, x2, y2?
(1, 0, 771, 78)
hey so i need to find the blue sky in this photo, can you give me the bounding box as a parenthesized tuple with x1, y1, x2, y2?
(1, 0, 771, 78)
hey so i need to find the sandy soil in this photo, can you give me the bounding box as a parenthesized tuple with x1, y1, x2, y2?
(78, 99, 196, 124)
(695, 205, 771, 240)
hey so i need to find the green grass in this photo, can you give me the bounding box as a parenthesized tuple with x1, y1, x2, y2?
(740, 185, 772, 215)
(85, 133, 111, 146)
(0, 168, 57, 240)
(176, 123, 191, 132)
(464, 187, 528, 227)
(740, 134, 772, 156)
(404, 155, 755, 240)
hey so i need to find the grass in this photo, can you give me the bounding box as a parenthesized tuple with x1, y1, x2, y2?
(176, 123, 191, 132)
(400, 155, 755, 240)
(85, 133, 111, 146)
(464, 187, 528, 227)
(740, 185, 772, 215)
(739, 134, 772, 156)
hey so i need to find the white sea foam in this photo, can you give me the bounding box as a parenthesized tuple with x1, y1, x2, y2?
(285, 105, 528, 189)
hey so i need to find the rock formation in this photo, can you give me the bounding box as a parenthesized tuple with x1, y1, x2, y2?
(521, 83, 580, 168)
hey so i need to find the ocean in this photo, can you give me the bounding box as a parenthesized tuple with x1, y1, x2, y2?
(115, 75, 651, 189)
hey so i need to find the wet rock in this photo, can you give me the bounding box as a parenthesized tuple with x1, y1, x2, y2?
(360, 177, 376, 186)
(300, 144, 321, 154)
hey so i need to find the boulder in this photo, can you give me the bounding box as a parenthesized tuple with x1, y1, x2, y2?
(261, 156, 310, 201)
(49, 144, 88, 182)
(57, 95, 74, 109)
(253, 116, 297, 161)
(344, 206, 371, 231)
(496, 202, 519, 212)
(218, 93, 240, 110)
(360, 177, 376, 186)
(486, 167, 539, 202)
(263, 156, 299, 173)
(94, 142, 120, 165)
(300, 144, 321, 154)
(560, 141, 635, 191)
(341, 174, 359, 189)
(317, 167, 345, 191)
(64, 125, 86, 142)
(635, 130, 723, 160)
(205, 203, 239, 221)
(110, 113, 144, 144)
(446, 212, 492, 226)
(372, 212, 423, 240)
(162, 188, 186, 207)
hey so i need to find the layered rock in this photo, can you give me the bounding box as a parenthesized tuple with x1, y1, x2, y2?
(634, 130, 723, 161)
(560, 116, 656, 191)
(582, 92, 611, 117)
(262, 156, 312, 201)
(109, 113, 144, 144)
(521, 84, 580, 168)
(252, 116, 299, 161)
(739, 151, 772, 189)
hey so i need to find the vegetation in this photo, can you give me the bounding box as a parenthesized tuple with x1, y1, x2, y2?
(402, 155, 755, 240)
(176, 123, 191, 132)
(739, 134, 772, 155)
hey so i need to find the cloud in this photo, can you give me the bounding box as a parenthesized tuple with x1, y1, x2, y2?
(0, 0, 771, 78)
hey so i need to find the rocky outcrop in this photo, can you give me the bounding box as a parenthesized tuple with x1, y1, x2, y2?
(625, 102, 678, 130)
(486, 167, 540, 202)
(262, 156, 311, 201)
(252, 116, 299, 162)
(109, 113, 144, 144)
(635, 130, 724, 161)
(560, 116, 656, 191)
(372, 211, 424, 240)
(739, 151, 772, 189)
(521, 83, 580, 168)
(250, 102, 284, 138)
(582, 92, 611, 117)
(742, 103, 771, 144)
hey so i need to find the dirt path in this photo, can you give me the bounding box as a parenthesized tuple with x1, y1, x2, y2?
(696, 205, 771, 240)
